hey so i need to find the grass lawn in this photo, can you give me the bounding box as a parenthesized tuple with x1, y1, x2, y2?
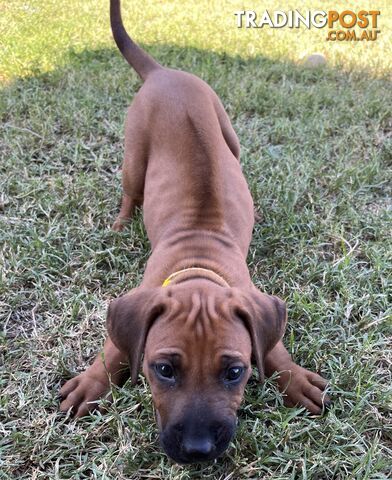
(1, 0, 391, 478)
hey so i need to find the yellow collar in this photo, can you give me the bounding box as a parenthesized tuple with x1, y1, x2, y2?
(162, 267, 229, 287)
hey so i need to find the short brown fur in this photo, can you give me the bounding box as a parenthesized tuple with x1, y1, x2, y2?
(60, 0, 330, 464)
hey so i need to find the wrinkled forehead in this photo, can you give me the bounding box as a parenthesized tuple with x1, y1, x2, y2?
(148, 316, 250, 349)
(145, 291, 252, 359)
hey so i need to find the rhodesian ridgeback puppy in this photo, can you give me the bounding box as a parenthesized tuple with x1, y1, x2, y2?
(60, 0, 330, 464)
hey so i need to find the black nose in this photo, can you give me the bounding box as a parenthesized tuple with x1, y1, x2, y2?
(160, 415, 236, 464)
(183, 437, 214, 457)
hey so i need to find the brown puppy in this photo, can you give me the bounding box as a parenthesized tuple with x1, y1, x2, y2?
(60, 0, 330, 464)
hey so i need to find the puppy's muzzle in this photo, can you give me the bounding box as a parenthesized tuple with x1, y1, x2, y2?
(160, 409, 236, 464)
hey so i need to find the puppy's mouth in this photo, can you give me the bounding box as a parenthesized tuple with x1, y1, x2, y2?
(158, 416, 237, 464)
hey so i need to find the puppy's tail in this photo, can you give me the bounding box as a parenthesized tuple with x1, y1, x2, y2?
(110, 0, 162, 81)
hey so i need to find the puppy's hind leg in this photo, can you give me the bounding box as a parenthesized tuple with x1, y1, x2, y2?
(112, 192, 140, 232)
(112, 111, 148, 231)
(214, 97, 240, 161)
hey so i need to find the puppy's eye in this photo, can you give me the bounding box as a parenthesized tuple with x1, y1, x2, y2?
(225, 366, 244, 382)
(155, 363, 174, 380)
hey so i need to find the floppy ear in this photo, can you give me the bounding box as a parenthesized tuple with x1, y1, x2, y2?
(233, 288, 287, 382)
(106, 288, 168, 385)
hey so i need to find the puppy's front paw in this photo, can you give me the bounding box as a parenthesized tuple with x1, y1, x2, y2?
(276, 363, 330, 415)
(59, 371, 111, 418)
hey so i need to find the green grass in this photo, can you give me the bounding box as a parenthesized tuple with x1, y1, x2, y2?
(1, 0, 391, 478)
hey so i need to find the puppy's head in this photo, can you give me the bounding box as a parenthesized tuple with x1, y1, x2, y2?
(107, 281, 286, 463)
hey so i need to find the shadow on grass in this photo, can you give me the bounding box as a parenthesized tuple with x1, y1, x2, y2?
(2, 40, 391, 119)
(1, 42, 390, 192)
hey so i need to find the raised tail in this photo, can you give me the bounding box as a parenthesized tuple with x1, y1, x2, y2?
(110, 0, 162, 81)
